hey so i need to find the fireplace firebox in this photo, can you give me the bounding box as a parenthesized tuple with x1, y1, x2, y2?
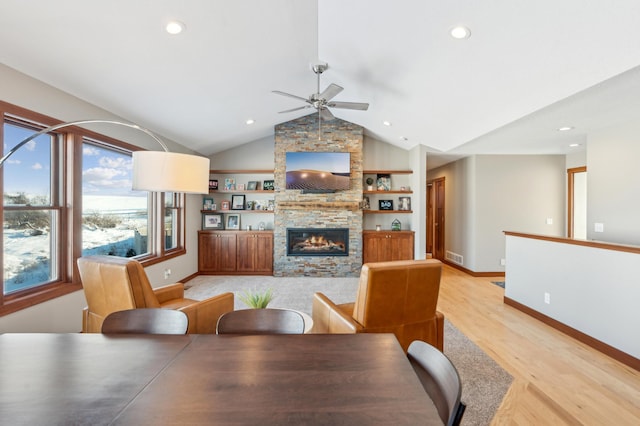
(287, 228, 349, 256)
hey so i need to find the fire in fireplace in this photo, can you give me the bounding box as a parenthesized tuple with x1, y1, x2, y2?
(287, 228, 349, 256)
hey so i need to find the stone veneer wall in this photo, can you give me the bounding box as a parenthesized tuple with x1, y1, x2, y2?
(273, 114, 363, 277)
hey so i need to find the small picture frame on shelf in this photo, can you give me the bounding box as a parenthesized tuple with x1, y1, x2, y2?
(398, 196, 411, 211)
(246, 200, 255, 210)
(221, 200, 230, 210)
(267, 199, 275, 211)
(226, 214, 240, 230)
(202, 213, 224, 230)
(203, 198, 214, 210)
(209, 179, 218, 190)
(247, 181, 258, 190)
(231, 194, 245, 210)
(377, 174, 391, 191)
(379, 200, 393, 210)
(238, 183, 245, 190)
(224, 178, 235, 190)
(263, 180, 275, 191)
(362, 196, 370, 210)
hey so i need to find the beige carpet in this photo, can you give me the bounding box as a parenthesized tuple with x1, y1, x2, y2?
(185, 275, 512, 425)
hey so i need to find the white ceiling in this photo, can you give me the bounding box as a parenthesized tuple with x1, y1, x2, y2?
(2, 0, 640, 169)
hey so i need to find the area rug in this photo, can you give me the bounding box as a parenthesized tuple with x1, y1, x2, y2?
(185, 275, 512, 425)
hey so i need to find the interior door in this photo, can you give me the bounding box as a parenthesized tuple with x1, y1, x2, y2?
(427, 177, 445, 260)
(567, 166, 587, 239)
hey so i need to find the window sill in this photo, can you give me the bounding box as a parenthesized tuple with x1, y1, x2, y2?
(0, 282, 83, 317)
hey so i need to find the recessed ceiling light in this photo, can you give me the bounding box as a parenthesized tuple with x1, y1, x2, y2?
(383, 121, 392, 126)
(558, 126, 574, 131)
(450, 26, 471, 39)
(399, 136, 408, 141)
(569, 143, 581, 148)
(165, 21, 185, 35)
(245, 119, 255, 125)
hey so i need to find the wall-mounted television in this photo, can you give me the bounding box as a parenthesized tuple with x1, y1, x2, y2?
(285, 152, 351, 192)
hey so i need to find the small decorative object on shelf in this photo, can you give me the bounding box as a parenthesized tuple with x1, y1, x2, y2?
(246, 200, 255, 210)
(238, 183, 245, 190)
(258, 221, 266, 231)
(391, 219, 401, 231)
(221, 200, 230, 210)
(224, 178, 235, 190)
(365, 177, 374, 191)
(226, 214, 240, 230)
(231, 194, 245, 210)
(247, 181, 258, 190)
(203, 198, 214, 210)
(375, 224, 382, 231)
(398, 196, 411, 211)
(202, 213, 224, 230)
(376, 173, 391, 191)
(263, 179, 275, 190)
(267, 199, 275, 211)
(362, 196, 370, 210)
(209, 179, 218, 190)
(379, 199, 393, 210)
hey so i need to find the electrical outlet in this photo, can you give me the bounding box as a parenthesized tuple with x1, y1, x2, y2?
(163, 269, 171, 280)
(594, 223, 604, 232)
(544, 292, 550, 304)
(500, 258, 506, 266)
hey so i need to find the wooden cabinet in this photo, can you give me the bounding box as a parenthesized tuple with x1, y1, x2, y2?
(236, 232, 273, 273)
(362, 230, 414, 263)
(198, 230, 273, 275)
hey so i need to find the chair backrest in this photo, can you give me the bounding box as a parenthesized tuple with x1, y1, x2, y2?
(78, 255, 162, 316)
(352, 259, 442, 328)
(407, 340, 466, 426)
(101, 308, 189, 335)
(216, 308, 305, 334)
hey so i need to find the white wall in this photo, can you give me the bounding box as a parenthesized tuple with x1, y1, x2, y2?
(428, 154, 566, 272)
(0, 65, 202, 332)
(505, 234, 640, 359)
(587, 122, 640, 244)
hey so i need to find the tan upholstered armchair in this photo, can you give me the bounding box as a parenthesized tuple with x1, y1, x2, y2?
(77, 255, 234, 334)
(312, 259, 444, 352)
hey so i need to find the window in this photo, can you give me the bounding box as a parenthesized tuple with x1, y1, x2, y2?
(0, 102, 186, 315)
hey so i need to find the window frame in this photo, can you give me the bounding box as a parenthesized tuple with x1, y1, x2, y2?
(0, 101, 186, 316)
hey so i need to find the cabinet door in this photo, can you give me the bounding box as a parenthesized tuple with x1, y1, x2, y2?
(389, 233, 414, 261)
(236, 233, 273, 273)
(363, 233, 387, 264)
(199, 232, 236, 272)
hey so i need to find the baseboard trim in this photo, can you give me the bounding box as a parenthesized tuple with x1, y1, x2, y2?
(504, 296, 639, 372)
(441, 260, 505, 277)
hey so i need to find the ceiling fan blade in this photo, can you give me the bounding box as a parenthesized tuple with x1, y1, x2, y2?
(272, 90, 311, 103)
(319, 108, 335, 121)
(278, 105, 311, 114)
(318, 83, 343, 101)
(327, 101, 369, 111)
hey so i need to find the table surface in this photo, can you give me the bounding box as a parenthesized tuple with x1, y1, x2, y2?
(0, 333, 442, 425)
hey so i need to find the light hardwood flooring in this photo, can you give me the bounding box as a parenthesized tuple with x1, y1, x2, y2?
(437, 265, 640, 425)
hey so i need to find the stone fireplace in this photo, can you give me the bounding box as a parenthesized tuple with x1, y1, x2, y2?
(273, 114, 363, 277)
(287, 228, 349, 256)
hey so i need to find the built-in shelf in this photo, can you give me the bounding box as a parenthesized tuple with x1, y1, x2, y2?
(363, 190, 413, 194)
(363, 170, 413, 175)
(363, 210, 413, 214)
(209, 169, 274, 174)
(209, 190, 274, 194)
(201, 210, 273, 214)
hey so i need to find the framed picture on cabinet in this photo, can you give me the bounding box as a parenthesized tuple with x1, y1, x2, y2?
(226, 214, 240, 230)
(398, 196, 411, 211)
(202, 213, 224, 230)
(231, 194, 245, 210)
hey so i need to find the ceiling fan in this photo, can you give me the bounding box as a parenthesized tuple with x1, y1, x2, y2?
(273, 62, 369, 122)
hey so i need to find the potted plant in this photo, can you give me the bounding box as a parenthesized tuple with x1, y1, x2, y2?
(239, 287, 274, 309)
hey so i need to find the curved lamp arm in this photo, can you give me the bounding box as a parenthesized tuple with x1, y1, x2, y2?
(0, 119, 210, 194)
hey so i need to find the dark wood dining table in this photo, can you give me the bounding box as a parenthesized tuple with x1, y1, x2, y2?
(0, 333, 442, 425)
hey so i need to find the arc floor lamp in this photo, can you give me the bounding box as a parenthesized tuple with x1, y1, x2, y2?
(0, 119, 210, 194)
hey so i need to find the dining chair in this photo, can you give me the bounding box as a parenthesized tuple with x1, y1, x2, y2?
(216, 308, 305, 334)
(101, 308, 189, 335)
(407, 340, 466, 426)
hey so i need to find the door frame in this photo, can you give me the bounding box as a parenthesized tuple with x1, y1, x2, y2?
(426, 177, 445, 260)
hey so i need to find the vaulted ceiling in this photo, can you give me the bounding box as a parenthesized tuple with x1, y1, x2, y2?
(2, 0, 640, 168)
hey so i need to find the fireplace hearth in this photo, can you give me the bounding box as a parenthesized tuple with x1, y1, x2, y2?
(287, 228, 349, 256)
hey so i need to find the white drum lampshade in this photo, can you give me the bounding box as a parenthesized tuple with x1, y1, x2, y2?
(132, 151, 210, 194)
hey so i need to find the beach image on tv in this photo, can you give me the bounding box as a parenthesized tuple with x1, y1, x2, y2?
(285, 152, 350, 190)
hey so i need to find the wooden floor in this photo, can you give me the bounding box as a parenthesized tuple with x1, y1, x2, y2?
(437, 265, 640, 425)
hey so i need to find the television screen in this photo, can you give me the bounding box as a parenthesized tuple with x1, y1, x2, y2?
(285, 152, 351, 191)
